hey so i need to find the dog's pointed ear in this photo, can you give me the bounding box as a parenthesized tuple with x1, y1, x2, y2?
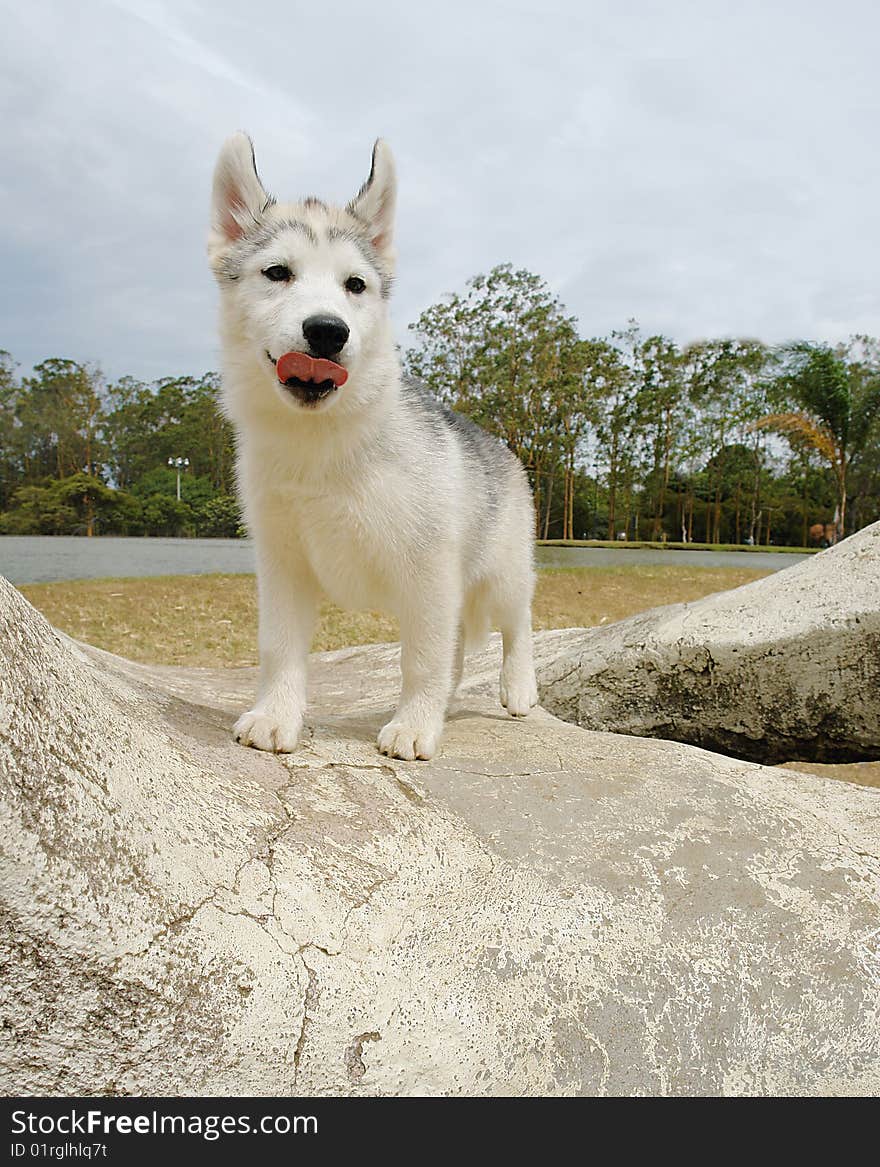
(347, 139, 396, 258)
(210, 132, 272, 245)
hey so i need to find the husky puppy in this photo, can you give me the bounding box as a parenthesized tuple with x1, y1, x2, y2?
(208, 135, 537, 760)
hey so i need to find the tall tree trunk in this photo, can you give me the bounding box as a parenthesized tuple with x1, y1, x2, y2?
(562, 463, 573, 541)
(566, 453, 576, 541)
(838, 454, 847, 540)
(734, 483, 741, 545)
(749, 442, 761, 544)
(801, 462, 809, 548)
(607, 433, 618, 540)
(653, 411, 673, 541)
(622, 479, 632, 541)
(651, 444, 663, 541)
(542, 470, 554, 540)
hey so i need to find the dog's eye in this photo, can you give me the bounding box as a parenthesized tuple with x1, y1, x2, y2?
(263, 265, 291, 282)
(345, 275, 366, 294)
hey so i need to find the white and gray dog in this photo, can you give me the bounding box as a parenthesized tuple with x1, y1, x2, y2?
(208, 135, 537, 760)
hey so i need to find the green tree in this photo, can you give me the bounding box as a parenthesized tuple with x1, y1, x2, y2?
(684, 339, 772, 544)
(592, 324, 639, 539)
(631, 334, 687, 540)
(103, 373, 235, 495)
(16, 359, 106, 483)
(140, 494, 194, 537)
(194, 494, 243, 537)
(551, 338, 622, 541)
(0, 350, 20, 511)
(0, 483, 78, 534)
(53, 472, 134, 536)
(407, 264, 581, 534)
(102, 375, 151, 490)
(757, 341, 880, 538)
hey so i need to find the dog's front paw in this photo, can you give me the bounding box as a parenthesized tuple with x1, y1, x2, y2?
(500, 668, 539, 718)
(377, 719, 441, 761)
(233, 709, 302, 753)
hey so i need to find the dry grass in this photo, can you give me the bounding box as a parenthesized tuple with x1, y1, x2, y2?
(20, 565, 768, 669)
(18, 566, 879, 788)
(19, 575, 388, 667)
(531, 564, 768, 632)
(778, 760, 880, 790)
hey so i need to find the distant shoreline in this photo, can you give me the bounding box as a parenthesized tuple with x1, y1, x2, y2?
(537, 539, 818, 554)
(1, 533, 818, 554)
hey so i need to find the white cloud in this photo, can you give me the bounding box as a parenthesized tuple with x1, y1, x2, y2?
(1, 0, 879, 381)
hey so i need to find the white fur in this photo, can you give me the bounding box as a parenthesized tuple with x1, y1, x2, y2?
(208, 135, 537, 760)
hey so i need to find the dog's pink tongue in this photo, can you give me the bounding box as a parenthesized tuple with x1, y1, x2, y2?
(276, 351, 348, 387)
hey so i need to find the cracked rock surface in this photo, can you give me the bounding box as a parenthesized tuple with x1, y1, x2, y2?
(1, 574, 879, 1096)
(537, 521, 880, 764)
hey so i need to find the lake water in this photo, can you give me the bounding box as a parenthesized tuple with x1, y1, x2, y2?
(0, 535, 811, 585)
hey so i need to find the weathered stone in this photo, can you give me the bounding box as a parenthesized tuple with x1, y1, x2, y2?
(1, 575, 879, 1096)
(537, 522, 880, 764)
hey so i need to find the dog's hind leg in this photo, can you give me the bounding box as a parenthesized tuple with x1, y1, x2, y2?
(451, 624, 466, 698)
(492, 564, 538, 718)
(499, 603, 538, 717)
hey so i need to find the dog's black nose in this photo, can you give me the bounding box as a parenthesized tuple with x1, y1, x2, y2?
(302, 315, 350, 358)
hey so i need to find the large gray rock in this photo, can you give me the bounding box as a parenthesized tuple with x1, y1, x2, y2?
(1, 575, 879, 1096)
(537, 522, 880, 764)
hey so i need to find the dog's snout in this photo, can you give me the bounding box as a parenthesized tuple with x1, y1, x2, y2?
(302, 314, 350, 358)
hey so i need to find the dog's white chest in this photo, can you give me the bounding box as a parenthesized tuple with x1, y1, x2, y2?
(305, 517, 387, 610)
(244, 433, 427, 616)
(290, 482, 402, 612)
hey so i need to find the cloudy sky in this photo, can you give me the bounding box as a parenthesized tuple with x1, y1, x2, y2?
(2, 0, 879, 383)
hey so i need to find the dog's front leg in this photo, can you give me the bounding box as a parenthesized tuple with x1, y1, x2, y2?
(234, 541, 318, 753)
(378, 577, 459, 762)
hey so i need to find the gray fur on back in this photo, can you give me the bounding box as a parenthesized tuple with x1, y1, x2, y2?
(400, 375, 521, 482)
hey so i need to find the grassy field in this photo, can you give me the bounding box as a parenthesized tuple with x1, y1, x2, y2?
(20, 564, 770, 668)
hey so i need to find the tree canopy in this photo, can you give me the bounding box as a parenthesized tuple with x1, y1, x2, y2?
(405, 265, 880, 545)
(2, 266, 878, 546)
(0, 358, 240, 538)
